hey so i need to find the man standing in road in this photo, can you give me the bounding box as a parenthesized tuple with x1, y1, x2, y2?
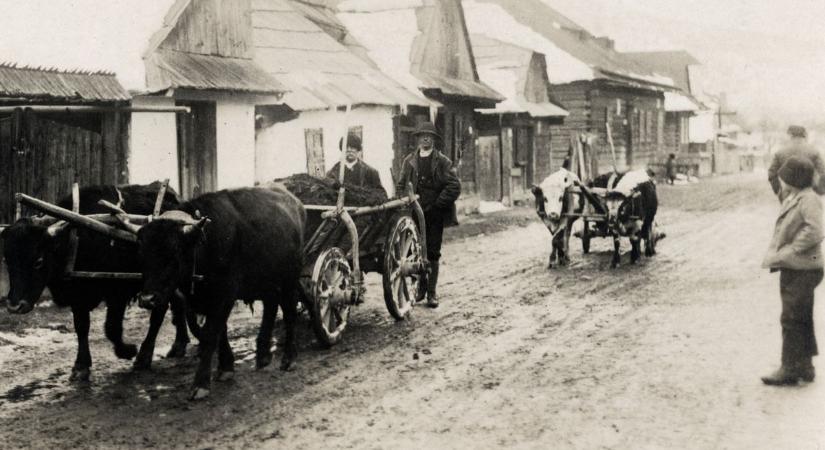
(326, 133, 386, 196)
(768, 125, 825, 200)
(396, 122, 461, 308)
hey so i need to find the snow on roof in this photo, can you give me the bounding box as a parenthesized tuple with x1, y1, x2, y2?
(0, 0, 178, 92)
(664, 91, 701, 112)
(463, 0, 675, 89)
(463, 0, 593, 84)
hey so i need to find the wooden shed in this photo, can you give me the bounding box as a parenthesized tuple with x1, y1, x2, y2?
(464, 0, 675, 176)
(471, 36, 568, 206)
(335, 0, 504, 199)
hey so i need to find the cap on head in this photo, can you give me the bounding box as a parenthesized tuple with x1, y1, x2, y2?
(787, 125, 807, 138)
(778, 155, 814, 189)
(412, 122, 441, 139)
(338, 133, 362, 151)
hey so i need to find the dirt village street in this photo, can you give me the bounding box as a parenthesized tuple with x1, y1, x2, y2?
(1, 172, 824, 449)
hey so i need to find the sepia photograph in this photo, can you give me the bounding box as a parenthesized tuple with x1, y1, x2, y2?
(0, 0, 823, 448)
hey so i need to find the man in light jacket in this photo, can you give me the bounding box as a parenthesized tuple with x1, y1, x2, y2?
(762, 155, 824, 385)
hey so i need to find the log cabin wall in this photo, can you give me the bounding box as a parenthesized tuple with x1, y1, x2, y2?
(0, 108, 130, 223)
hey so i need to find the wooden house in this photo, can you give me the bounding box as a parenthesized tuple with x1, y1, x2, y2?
(0, 0, 287, 200)
(334, 0, 504, 199)
(463, 0, 675, 177)
(250, 0, 430, 194)
(470, 35, 568, 207)
(625, 51, 712, 177)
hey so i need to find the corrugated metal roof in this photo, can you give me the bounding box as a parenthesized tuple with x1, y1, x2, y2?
(336, 0, 504, 104)
(0, 63, 130, 101)
(462, 0, 675, 89)
(146, 50, 286, 94)
(251, 0, 429, 110)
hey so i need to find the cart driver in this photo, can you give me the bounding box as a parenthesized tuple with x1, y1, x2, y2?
(326, 133, 386, 196)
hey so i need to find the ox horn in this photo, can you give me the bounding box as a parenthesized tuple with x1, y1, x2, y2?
(46, 220, 70, 237)
(182, 217, 210, 236)
(28, 215, 59, 227)
(98, 199, 143, 234)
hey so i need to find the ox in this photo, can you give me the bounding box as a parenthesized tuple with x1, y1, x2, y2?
(531, 168, 583, 268)
(124, 187, 305, 400)
(591, 170, 659, 268)
(1, 183, 192, 381)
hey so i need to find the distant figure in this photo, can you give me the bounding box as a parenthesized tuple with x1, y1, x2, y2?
(326, 133, 386, 195)
(396, 122, 461, 308)
(665, 153, 676, 185)
(761, 156, 824, 386)
(768, 125, 825, 201)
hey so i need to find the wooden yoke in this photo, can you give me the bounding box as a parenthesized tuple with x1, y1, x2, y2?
(15, 193, 137, 243)
(64, 183, 81, 275)
(153, 179, 170, 217)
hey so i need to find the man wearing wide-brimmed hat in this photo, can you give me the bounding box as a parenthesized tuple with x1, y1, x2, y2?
(396, 122, 461, 308)
(768, 125, 825, 201)
(326, 133, 386, 195)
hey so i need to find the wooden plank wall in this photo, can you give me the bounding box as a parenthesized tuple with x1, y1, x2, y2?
(161, 0, 251, 58)
(0, 111, 128, 223)
(533, 118, 554, 182)
(550, 81, 590, 172)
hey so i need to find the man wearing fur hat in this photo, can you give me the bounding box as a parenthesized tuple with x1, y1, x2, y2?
(762, 155, 824, 385)
(326, 133, 386, 195)
(768, 125, 825, 201)
(396, 122, 461, 308)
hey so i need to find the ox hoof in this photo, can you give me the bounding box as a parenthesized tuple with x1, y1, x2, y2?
(166, 342, 188, 359)
(256, 353, 273, 370)
(189, 387, 211, 401)
(216, 370, 235, 382)
(69, 367, 91, 383)
(115, 344, 138, 360)
(133, 356, 152, 371)
(280, 359, 297, 372)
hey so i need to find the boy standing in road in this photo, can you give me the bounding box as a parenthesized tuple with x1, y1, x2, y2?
(396, 122, 461, 308)
(762, 155, 824, 385)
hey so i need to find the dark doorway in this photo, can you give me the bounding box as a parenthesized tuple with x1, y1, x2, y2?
(176, 101, 217, 199)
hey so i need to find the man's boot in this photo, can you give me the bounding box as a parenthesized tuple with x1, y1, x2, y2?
(797, 357, 815, 382)
(761, 366, 800, 386)
(426, 261, 439, 308)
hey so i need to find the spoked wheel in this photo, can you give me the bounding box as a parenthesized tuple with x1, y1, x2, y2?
(647, 221, 660, 255)
(310, 247, 353, 347)
(383, 214, 425, 320)
(581, 219, 591, 254)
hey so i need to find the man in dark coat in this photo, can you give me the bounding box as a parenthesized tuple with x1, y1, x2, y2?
(326, 133, 386, 195)
(768, 125, 825, 201)
(396, 122, 461, 308)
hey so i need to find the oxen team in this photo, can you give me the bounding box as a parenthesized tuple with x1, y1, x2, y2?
(2, 169, 660, 400)
(2, 184, 306, 400)
(532, 168, 660, 269)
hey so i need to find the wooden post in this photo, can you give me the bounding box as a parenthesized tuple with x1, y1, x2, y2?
(15, 193, 137, 243)
(336, 104, 352, 212)
(606, 122, 618, 173)
(65, 183, 81, 274)
(153, 178, 170, 217)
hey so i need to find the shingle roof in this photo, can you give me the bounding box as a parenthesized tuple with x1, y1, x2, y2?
(462, 0, 675, 89)
(472, 36, 567, 117)
(251, 0, 428, 110)
(145, 50, 286, 94)
(0, 63, 130, 102)
(335, 0, 504, 104)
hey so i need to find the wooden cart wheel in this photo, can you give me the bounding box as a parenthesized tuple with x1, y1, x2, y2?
(647, 220, 659, 255)
(581, 219, 591, 254)
(310, 247, 353, 347)
(383, 214, 424, 320)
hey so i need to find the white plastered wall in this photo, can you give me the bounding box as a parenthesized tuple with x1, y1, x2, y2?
(255, 105, 397, 194)
(215, 100, 256, 190)
(128, 95, 179, 188)
(689, 110, 717, 143)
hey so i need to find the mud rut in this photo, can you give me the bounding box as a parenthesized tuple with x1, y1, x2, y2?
(1, 173, 823, 449)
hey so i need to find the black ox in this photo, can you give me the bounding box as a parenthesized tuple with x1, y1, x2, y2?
(1, 183, 192, 381)
(124, 187, 306, 400)
(590, 170, 659, 268)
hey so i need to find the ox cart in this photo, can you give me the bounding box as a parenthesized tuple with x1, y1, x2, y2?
(13, 178, 430, 348)
(299, 183, 429, 346)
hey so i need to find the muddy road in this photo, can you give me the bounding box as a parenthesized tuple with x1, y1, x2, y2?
(1, 172, 823, 449)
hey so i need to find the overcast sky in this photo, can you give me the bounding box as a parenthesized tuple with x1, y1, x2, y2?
(547, 0, 825, 126)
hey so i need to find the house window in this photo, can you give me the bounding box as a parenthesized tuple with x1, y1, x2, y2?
(616, 99, 623, 116)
